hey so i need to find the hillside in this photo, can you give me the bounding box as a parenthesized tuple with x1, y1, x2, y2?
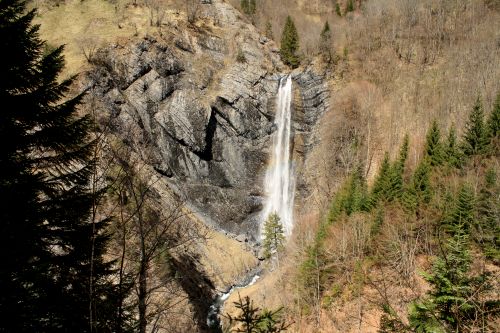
(1, 0, 499, 332)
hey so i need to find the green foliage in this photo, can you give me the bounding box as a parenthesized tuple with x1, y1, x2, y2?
(225, 295, 290, 332)
(409, 222, 488, 332)
(402, 159, 432, 212)
(488, 91, 500, 138)
(378, 304, 411, 333)
(445, 184, 475, 235)
(408, 301, 446, 333)
(369, 138, 409, 206)
(319, 21, 332, 56)
(240, 0, 256, 18)
(462, 97, 490, 156)
(344, 165, 370, 214)
(241, 0, 249, 14)
(370, 153, 391, 205)
(475, 168, 500, 260)
(345, 0, 354, 14)
(298, 241, 331, 308)
(327, 165, 369, 223)
(444, 126, 462, 168)
(398, 134, 410, 167)
(385, 135, 410, 202)
(265, 21, 273, 40)
(262, 212, 285, 259)
(237, 48, 246, 63)
(0, 0, 119, 331)
(335, 2, 342, 16)
(280, 16, 300, 68)
(249, 0, 256, 15)
(425, 120, 444, 166)
(371, 208, 384, 236)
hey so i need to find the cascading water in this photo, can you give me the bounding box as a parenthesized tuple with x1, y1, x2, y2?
(262, 76, 295, 237)
(206, 76, 296, 330)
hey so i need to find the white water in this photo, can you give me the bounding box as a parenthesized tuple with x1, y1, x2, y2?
(206, 274, 261, 328)
(262, 76, 295, 237)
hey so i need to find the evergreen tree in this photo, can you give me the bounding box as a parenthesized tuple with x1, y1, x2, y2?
(345, 0, 354, 14)
(241, 0, 249, 14)
(409, 222, 489, 332)
(280, 16, 300, 68)
(335, 2, 342, 16)
(370, 152, 391, 205)
(462, 97, 490, 156)
(444, 125, 462, 168)
(249, 0, 256, 15)
(371, 208, 384, 236)
(319, 21, 332, 56)
(0, 1, 117, 331)
(424, 120, 444, 166)
(446, 184, 475, 236)
(398, 134, 409, 167)
(488, 92, 500, 138)
(386, 135, 409, 201)
(225, 295, 290, 332)
(402, 159, 432, 212)
(344, 165, 369, 214)
(475, 168, 500, 260)
(262, 212, 285, 259)
(241, 0, 256, 16)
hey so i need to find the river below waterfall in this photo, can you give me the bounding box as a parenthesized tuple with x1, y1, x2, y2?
(206, 269, 262, 329)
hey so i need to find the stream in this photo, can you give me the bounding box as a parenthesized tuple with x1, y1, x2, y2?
(206, 269, 262, 329)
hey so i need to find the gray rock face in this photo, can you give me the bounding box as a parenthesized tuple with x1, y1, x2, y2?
(85, 2, 329, 238)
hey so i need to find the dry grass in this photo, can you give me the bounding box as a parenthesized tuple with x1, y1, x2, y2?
(32, 0, 188, 78)
(198, 228, 259, 290)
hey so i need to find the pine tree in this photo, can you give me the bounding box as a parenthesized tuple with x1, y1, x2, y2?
(398, 134, 410, 167)
(319, 21, 332, 56)
(402, 159, 432, 212)
(225, 295, 290, 332)
(241, 0, 256, 16)
(249, 0, 256, 15)
(488, 92, 500, 138)
(262, 212, 285, 259)
(446, 184, 475, 236)
(462, 97, 490, 156)
(424, 120, 444, 166)
(386, 135, 409, 201)
(371, 208, 384, 236)
(444, 125, 462, 168)
(280, 16, 300, 68)
(0, 1, 117, 331)
(370, 152, 391, 205)
(344, 165, 369, 214)
(240, 0, 249, 14)
(488, 92, 500, 154)
(409, 222, 488, 332)
(345, 0, 355, 14)
(475, 168, 500, 260)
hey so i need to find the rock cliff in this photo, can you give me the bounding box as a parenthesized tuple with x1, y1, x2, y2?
(85, 0, 330, 238)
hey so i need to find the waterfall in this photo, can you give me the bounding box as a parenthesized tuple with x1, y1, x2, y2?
(262, 76, 295, 237)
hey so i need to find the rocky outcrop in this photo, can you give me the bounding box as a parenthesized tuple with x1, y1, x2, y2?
(84, 0, 330, 238)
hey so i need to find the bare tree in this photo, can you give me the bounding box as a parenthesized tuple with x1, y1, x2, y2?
(144, 0, 167, 28)
(186, 0, 200, 24)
